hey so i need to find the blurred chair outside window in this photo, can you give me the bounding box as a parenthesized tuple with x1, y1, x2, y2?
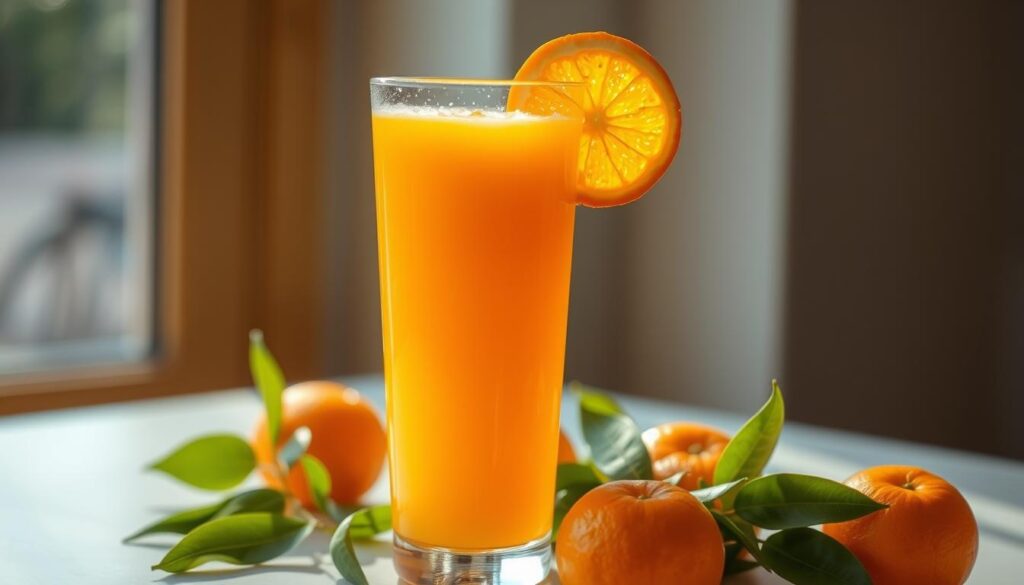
(0, 0, 155, 376)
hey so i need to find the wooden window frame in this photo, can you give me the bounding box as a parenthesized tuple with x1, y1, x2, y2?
(0, 0, 328, 414)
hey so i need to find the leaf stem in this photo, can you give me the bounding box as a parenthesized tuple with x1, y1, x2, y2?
(292, 502, 338, 532)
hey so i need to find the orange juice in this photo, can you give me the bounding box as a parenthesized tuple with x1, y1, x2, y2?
(373, 106, 581, 549)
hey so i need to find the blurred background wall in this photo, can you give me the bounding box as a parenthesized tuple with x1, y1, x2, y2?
(0, 0, 1019, 460)
(782, 1, 1024, 458)
(322, 0, 1022, 459)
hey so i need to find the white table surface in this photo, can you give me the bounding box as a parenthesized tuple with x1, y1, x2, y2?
(1, 374, 1020, 584)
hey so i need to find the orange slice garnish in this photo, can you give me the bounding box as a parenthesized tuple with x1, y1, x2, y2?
(511, 32, 681, 207)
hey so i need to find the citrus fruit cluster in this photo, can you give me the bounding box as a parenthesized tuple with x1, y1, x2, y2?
(516, 33, 978, 585)
(127, 332, 389, 575)
(556, 395, 978, 585)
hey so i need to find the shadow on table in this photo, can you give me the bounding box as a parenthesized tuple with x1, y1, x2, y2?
(157, 562, 330, 583)
(146, 530, 400, 585)
(726, 571, 766, 584)
(146, 530, 564, 585)
(393, 575, 559, 585)
(153, 533, 336, 584)
(128, 541, 180, 551)
(354, 536, 393, 565)
(391, 568, 561, 585)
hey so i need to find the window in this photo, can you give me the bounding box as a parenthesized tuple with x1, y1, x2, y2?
(0, 0, 329, 413)
(0, 0, 156, 375)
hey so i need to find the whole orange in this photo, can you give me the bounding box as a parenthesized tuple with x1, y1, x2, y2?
(556, 480, 724, 585)
(641, 422, 730, 489)
(252, 381, 386, 507)
(558, 430, 577, 464)
(823, 465, 978, 585)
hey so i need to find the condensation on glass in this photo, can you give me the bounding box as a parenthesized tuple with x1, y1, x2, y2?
(0, 0, 156, 375)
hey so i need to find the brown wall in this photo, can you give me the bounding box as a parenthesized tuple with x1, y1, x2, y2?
(783, 0, 1024, 459)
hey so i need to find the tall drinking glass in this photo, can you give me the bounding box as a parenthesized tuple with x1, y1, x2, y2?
(370, 78, 584, 584)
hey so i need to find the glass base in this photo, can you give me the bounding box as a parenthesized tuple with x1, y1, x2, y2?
(392, 532, 552, 585)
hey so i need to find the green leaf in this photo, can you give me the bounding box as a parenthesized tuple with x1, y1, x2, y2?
(690, 478, 747, 505)
(279, 426, 311, 469)
(574, 384, 627, 416)
(299, 453, 332, 514)
(330, 505, 392, 585)
(214, 489, 287, 518)
(712, 510, 764, 565)
(761, 528, 872, 585)
(665, 471, 687, 486)
(713, 380, 785, 505)
(344, 505, 392, 540)
(555, 463, 604, 491)
(573, 383, 653, 481)
(296, 452, 353, 522)
(149, 434, 255, 490)
(124, 489, 285, 542)
(553, 484, 594, 541)
(735, 473, 888, 529)
(250, 329, 285, 447)
(126, 503, 225, 543)
(151, 513, 313, 573)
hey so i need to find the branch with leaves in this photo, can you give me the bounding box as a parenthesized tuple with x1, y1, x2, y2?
(128, 334, 884, 585)
(548, 382, 885, 585)
(126, 331, 345, 572)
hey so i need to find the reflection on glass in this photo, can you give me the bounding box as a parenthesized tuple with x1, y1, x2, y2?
(0, 0, 155, 375)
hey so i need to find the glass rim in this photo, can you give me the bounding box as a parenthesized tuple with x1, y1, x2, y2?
(370, 76, 584, 89)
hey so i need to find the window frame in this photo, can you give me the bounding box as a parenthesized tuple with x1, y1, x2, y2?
(0, 0, 329, 414)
